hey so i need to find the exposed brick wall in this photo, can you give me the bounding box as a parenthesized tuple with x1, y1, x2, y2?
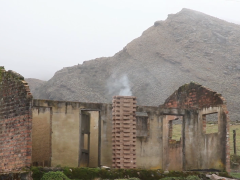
(163, 82, 225, 109)
(0, 67, 32, 172)
(112, 96, 137, 169)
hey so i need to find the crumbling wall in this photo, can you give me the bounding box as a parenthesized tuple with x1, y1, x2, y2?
(163, 82, 230, 172)
(0, 67, 32, 172)
(163, 82, 224, 109)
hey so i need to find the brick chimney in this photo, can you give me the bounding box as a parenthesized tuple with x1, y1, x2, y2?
(112, 96, 137, 169)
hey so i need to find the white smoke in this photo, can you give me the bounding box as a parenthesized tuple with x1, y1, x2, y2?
(107, 74, 132, 96)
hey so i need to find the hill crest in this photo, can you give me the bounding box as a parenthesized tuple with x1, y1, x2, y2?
(30, 8, 240, 121)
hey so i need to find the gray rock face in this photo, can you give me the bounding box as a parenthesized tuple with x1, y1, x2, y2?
(25, 78, 46, 92)
(31, 8, 240, 121)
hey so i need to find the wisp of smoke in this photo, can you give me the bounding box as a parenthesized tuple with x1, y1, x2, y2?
(107, 74, 132, 96)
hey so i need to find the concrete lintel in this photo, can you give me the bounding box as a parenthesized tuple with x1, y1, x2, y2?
(160, 108, 186, 115)
(80, 109, 101, 111)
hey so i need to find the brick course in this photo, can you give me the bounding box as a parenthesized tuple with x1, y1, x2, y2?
(0, 67, 32, 172)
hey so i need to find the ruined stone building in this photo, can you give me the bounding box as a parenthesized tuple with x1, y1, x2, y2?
(0, 67, 230, 174)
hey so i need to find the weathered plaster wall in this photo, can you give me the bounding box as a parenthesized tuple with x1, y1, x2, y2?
(197, 107, 226, 170)
(32, 100, 112, 167)
(135, 106, 163, 169)
(32, 98, 229, 171)
(182, 107, 227, 171)
(32, 107, 52, 166)
(0, 67, 32, 172)
(32, 99, 167, 169)
(89, 111, 99, 167)
(98, 104, 113, 167)
(33, 100, 81, 167)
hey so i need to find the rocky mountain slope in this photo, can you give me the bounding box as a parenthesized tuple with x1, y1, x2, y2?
(25, 78, 46, 92)
(31, 9, 240, 121)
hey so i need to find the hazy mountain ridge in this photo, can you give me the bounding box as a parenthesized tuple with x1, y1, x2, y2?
(25, 78, 46, 93)
(30, 8, 240, 121)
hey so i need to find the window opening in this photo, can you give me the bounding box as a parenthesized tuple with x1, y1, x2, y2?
(80, 110, 99, 167)
(203, 113, 218, 134)
(168, 115, 183, 143)
(136, 112, 148, 137)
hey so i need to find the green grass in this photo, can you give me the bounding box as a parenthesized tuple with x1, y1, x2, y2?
(172, 124, 240, 155)
(230, 125, 240, 155)
(41, 171, 70, 180)
(172, 124, 182, 141)
(230, 172, 240, 179)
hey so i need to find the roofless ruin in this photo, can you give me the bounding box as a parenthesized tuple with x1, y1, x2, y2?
(0, 67, 230, 175)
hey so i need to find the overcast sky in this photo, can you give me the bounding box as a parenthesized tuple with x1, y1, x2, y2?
(1, 0, 240, 80)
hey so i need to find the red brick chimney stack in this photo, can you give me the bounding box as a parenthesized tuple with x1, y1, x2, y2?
(112, 96, 137, 169)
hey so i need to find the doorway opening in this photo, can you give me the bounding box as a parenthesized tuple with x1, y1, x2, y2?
(163, 115, 184, 171)
(79, 110, 100, 167)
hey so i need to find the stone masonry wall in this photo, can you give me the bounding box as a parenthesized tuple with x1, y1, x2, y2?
(0, 67, 32, 172)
